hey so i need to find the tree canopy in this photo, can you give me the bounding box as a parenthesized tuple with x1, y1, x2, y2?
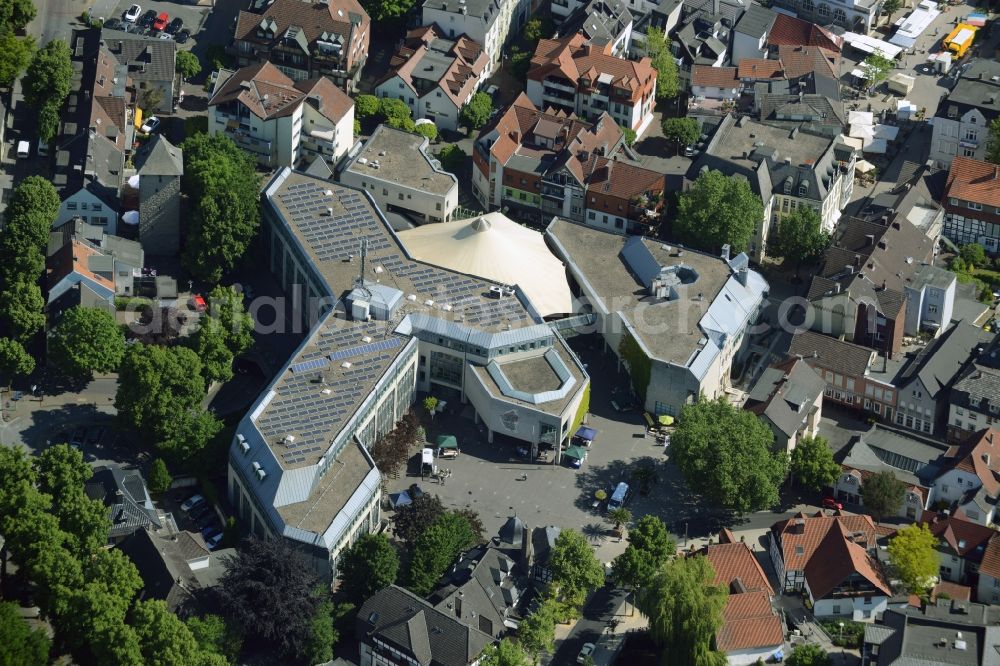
(860, 470, 906, 522)
(479, 638, 530, 666)
(175, 50, 202, 79)
(0, 176, 60, 274)
(393, 493, 445, 545)
(0, 31, 34, 89)
(460, 92, 493, 131)
(662, 117, 700, 148)
(888, 523, 938, 595)
(672, 396, 787, 514)
(360, 0, 416, 20)
(181, 133, 261, 282)
(637, 556, 728, 666)
(115, 343, 221, 461)
(769, 207, 829, 270)
(21, 39, 73, 142)
(674, 170, 763, 254)
(960, 243, 988, 270)
(0, 337, 34, 390)
(338, 532, 400, 605)
(436, 144, 467, 177)
(549, 529, 605, 613)
(861, 49, 893, 87)
(408, 512, 477, 596)
(986, 117, 1000, 165)
(612, 515, 676, 592)
(515, 598, 558, 661)
(415, 122, 437, 141)
(355, 94, 380, 119)
(0, 280, 44, 342)
(786, 643, 831, 666)
(48, 306, 126, 379)
(646, 28, 679, 100)
(0, 600, 50, 665)
(0, 0, 36, 33)
(790, 435, 839, 492)
(217, 538, 326, 661)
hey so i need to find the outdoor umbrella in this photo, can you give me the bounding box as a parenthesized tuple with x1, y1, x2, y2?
(436, 435, 458, 449)
(389, 491, 412, 509)
(563, 446, 587, 460)
(658, 415, 674, 426)
(574, 425, 597, 441)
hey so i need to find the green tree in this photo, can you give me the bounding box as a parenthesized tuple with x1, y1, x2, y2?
(0, 32, 34, 89)
(880, 0, 902, 21)
(186, 614, 243, 665)
(521, 16, 553, 42)
(379, 97, 412, 124)
(786, 643, 831, 666)
(361, 0, 416, 20)
(191, 317, 235, 384)
(675, 170, 763, 254)
(415, 122, 438, 141)
(480, 638, 530, 666)
(0, 281, 45, 342)
(115, 344, 220, 460)
(437, 144, 467, 177)
(355, 94, 380, 119)
(620, 126, 637, 147)
(21, 39, 73, 142)
(516, 598, 558, 661)
(986, 117, 1000, 165)
(48, 306, 125, 378)
(387, 115, 416, 132)
(132, 599, 227, 666)
(861, 49, 893, 88)
(0, 601, 50, 666)
(646, 28, 680, 100)
(960, 243, 988, 270)
(672, 396, 787, 514)
(789, 435, 839, 492)
(181, 133, 261, 282)
(0, 337, 34, 390)
(888, 523, 939, 594)
(148, 458, 172, 494)
(769, 207, 830, 273)
(459, 91, 493, 131)
(408, 512, 476, 595)
(549, 529, 605, 613)
(2, 176, 61, 258)
(0, 0, 36, 32)
(661, 117, 700, 150)
(860, 470, 906, 522)
(423, 395, 439, 415)
(175, 50, 202, 79)
(208, 285, 254, 355)
(338, 532, 400, 604)
(304, 598, 338, 665)
(637, 556, 728, 666)
(612, 515, 675, 592)
(607, 507, 632, 535)
(393, 494, 445, 545)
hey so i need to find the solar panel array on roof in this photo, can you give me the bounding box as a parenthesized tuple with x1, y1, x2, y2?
(278, 183, 391, 262)
(329, 337, 402, 362)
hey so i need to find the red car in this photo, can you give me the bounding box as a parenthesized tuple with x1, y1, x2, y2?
(152, 12, 168, 31)
(822, 497, 844, 511)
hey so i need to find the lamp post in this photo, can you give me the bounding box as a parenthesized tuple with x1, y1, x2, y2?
(838, 621, 845, 645)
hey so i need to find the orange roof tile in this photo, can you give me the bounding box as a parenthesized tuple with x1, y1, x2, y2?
(527, 34, 656, 104)
(941, 427, 1000, 496)
(737, 59, 784, 80)
(979, 534, 1000, 579)
(718, 591, 784, 652)
(920, 514, 994, 557)
(802, 521, 891, 599)
(772, 513, 878, 573)
(701, 542, 773, 595)
(47, 240, 115, 292)
(931, 580, 972, 602)
(768, 13, 842, 53)
(692, 65, 738, 88)
(777, 44, 839, 80)
(946, 156, 1000, 211)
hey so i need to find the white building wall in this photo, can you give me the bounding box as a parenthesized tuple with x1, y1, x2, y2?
(811, 595, 888, 621)
(55, 187, 118, 233)
(341, 166, 458, 223)
(978, 571, 1000, 604)
(727, 646, 783, 666)
(930, 109, 989, 168)
(691, 84, 739, 101)
(731, 31, 768, 62)
(932, 469, 982, 504)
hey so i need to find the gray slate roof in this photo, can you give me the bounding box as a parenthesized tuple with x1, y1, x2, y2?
(734, 4, 776, 38)
(747, 360, 825, 438)
(135, 135, 183, 176)
(895, 322, 988, 398)
(84, 465, 160, 538)
(866, 602, 1000, 666)
(786, 330, 874, 378)
(101, 30, 177, 83)
(357, 585, 494, 666)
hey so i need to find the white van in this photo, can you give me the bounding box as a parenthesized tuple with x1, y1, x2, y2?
(16, 140, 29, 159)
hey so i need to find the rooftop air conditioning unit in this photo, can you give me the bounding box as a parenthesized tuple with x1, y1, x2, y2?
(362, 336, 373, 343)
(321, 388, 332, 395)
(342, 361, 352, 369)
(283, 435, 296, 446)
(256, 468, 267, 481)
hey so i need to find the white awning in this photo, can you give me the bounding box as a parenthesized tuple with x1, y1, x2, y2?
(849, 110, 875, 126)
(850, 124, 876, 139)
(855, 159, 877, 174)
(864, 138, 889, 154)
(127, 174, 140, 189)
(842, 136, 865, 150)
(842, 32, 905, 59)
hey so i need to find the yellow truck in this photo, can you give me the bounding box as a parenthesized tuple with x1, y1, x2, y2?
(943, 23, 978, 58)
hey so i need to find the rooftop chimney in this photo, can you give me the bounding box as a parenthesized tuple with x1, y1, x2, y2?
(721, 243, 731, 261)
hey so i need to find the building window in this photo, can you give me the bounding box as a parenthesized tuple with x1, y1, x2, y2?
(950, 198, 959, 205)
(969, 202, 983, 211)
(964, 148, 977, 157)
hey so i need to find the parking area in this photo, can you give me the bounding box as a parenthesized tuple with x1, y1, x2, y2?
(93, 0, 211, 44)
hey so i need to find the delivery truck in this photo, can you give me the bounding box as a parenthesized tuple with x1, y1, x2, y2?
(943, 23, 978, 58)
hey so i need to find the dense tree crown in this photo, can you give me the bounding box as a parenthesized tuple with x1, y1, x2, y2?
(860, 470, 906, 521)
(646, 28, 679, 100)
(769, 207, 830, 271)
(612, 515, 676, 592)
(338, 533, 400, 605)
(21, 39, 73, 141)
(789, 435, 839, 492)
(48, 306, 126, 378)
(0, 337, 34, 390)
(675, 170, 763, 254)
(637, 555, 728, 666)
(459, 92, 493, 131)
(672, 397, 788, 513)
(662, 117, 700, 149)
(888, 523, 939, 595)
(181, 134, 261, 282)
(408, 511, 477, 596)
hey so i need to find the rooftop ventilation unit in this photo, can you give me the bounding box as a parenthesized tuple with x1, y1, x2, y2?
(342, 361, 352, 369)
(321, 388, 332, 395)
(424, 299, 434, 307)
(324, 189, 333, 196)
(362, 336, 373, 343)
(256, 468, 266, 481)
(282, 435, 296, 446)
(238, 434, 250, 454)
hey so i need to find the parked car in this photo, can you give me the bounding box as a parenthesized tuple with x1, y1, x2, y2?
(140, 116, 160, 133)
(408, 484, 425, 500)
(37, 139, 49, 157)
(152, 12, 168, 31)
(70, 427, 86, 447)
(157, 32, 172, 40)
(139, 9, 156, 27)
(822, 497, 843, 511)
(190, 504, 214, 523)
(123, 4, 141, 22)
(167, 17, 183, 34)
(200, 520, 222, 537)
(175, 29, 190, 44)
(202, 526, 223, 543)
(181, 494, 205, 513)
(104, 18, 123, 31)
(16, 140, 29, 159)
(205, 531, 224, 550)
(577, 643, 596, 664)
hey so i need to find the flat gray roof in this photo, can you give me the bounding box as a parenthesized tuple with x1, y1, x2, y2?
(344, 125, 457, 196)
(708, 118, 832, 174)
(546, 217, 733, 366)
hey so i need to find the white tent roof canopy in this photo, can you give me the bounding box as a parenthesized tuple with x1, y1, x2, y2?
(396, 212, 575, 317)
(842, 32, 905, 59)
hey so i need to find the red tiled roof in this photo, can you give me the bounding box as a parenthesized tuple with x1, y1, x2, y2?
(378, 26, 488, 108)
(737, 59, 784, 80)
(209, 62, 352, 123)
(931, 580, 972, 602)
(777, 44, 839, 80)
(945, 156, 1000, 209)
(584, 157, 665, 201)
(692, 65, 738, 88)
(940, 427, 1000, 496)
(233, 0, 368, 48)
(717, 591, 784, 652)
(47, 240, 115, 292)
(979, 534, 1000, 579)
(527, 34, 656, 104)
(771, 512, 878, 573)
(802, 521, 891, 600)
(701, 542, 773, 595)
(768, 13, 843, 53)
(920, 514, 995, 557)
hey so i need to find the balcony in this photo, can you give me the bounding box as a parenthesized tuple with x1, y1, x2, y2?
(224, 129, 275, 165)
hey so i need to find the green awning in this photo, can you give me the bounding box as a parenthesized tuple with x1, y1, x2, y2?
(436, 435, 458, 449)
(563, 446, 587, 460)
(658, 415, 674, 426)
